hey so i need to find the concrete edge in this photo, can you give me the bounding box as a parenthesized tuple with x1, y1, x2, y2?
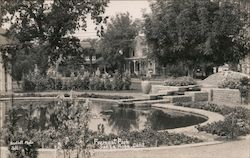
(151, 104, 224, 133)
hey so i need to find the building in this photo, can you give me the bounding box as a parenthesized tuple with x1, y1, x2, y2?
(124, 33, 156, 77)
(0, 28, 12, 93)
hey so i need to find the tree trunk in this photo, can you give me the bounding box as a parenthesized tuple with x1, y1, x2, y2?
(90, 55, 93, 75)
(187, 65, 194, 78)
(229, 62, 238, 71)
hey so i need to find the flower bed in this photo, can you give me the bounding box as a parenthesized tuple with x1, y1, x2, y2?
(21, 72, 132, 92)
(164, 76, 197, 86)
(91, 128, 202, 149)
(175, 102, 250, 139)
(0, 92, 133, 100)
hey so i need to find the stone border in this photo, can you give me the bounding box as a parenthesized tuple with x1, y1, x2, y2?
(152, 104, 224, 133)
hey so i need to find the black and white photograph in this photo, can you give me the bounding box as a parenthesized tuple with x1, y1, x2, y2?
(0, 0, 250, 158)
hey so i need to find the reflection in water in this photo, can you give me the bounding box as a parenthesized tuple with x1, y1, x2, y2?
(147, 109, 207, 130)
(106, 107, 139, 133)
(0, 101, 207, 135)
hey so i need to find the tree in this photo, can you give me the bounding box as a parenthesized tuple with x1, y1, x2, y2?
(144, 0, 250, 76)
(0, 0, 109, 75)
(97, 12, 139, 72)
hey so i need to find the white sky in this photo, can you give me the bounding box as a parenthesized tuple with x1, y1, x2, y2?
(75, 0, 151, 39)
(2, 0, 151, 40)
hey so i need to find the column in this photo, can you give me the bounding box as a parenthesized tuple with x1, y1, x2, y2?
(6, 72, 12, 92)
(0, 61, 6, 93)
(133, 60, 136, 74)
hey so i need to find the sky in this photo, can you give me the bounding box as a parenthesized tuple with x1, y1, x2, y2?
(2, 0, 151, 40)
(75, 0, 151, 39)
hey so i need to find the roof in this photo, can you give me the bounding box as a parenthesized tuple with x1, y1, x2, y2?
(80, 41, 92, 49)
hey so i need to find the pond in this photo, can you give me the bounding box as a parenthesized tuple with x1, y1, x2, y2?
(0, 99, 207, 135)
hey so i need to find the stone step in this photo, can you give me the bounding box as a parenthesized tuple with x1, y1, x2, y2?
(119, 98, 150, 102)
(145, 91, 179, 100)
(162, 95, 192, 103)
(134, 99, 170, 107)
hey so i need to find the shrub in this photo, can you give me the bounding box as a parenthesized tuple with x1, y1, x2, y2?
(21, 72, 133, 92)
(92, 128, 202, 148)
(164, 76, 196, 86)
(34, 77, 48, 91)
(82, 75, 90, 90)
(123, 71, 131, 90)
(112, 72, 123, 90)
(22, 78, 36, 91)
(103, 74, 112, 90)
(239, 77, 250, 104)
(175, 102, 250, 138)
(197, 113, 250, 139)
(218, 78, 241, 89)
(55, 78, 63, 90)
(73, 76, 84, 90)
(47, 78, 55, 90)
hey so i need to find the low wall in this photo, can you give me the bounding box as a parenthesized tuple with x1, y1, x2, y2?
(208, 88, 242, 105)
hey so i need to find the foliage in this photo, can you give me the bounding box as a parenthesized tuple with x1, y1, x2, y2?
(123, 71, 132, 90)
(103, 73, 112, 90)
(218, 76, 249, 103)
(2, 105, 39, 158)
(218, 77, 241, 89)
(97, 13, 139, 72)
(2, 98, 93, 158)
(91, 128, 202, 148)
(239, 77, 250, 99)
(112, 72, 124, 90)
(21, 78, 36, 91)
(175, 102, 250, 138)
(197, 112, 250, 139)
(164, 76, 197, 86)
(0, 0, 109, 75)
(144, 0, 249, 76)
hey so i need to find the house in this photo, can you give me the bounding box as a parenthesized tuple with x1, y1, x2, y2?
(124, 33, 157, 77)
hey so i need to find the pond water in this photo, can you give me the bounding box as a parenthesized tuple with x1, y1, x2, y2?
(0, 100, 207, 134)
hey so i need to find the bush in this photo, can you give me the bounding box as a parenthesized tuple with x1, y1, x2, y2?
(197, 113, 250, 139)
(164, 76, 196, 86)
(92, 128, 202, 148)
(82, 75, 90, 90)
(103, 73, 112, 90)
(73, 76, 84, 90)
(112, 72, 124, 90)
(123, 71, 131, 90)
(218, 78, 241, 89)
(175, 102, 250, 138)
(21, 72, 133, 92)
(22, 78, 36, 91)
(239, 77, 250, 102)
(34, 77, 49, 91)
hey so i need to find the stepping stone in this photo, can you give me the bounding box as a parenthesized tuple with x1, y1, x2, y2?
(134, 99, 170, 107)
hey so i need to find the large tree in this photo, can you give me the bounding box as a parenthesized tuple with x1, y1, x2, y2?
(98, 12, 139, 72)
(0, 0, 109, 76)
(144, 0, 250, 76)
